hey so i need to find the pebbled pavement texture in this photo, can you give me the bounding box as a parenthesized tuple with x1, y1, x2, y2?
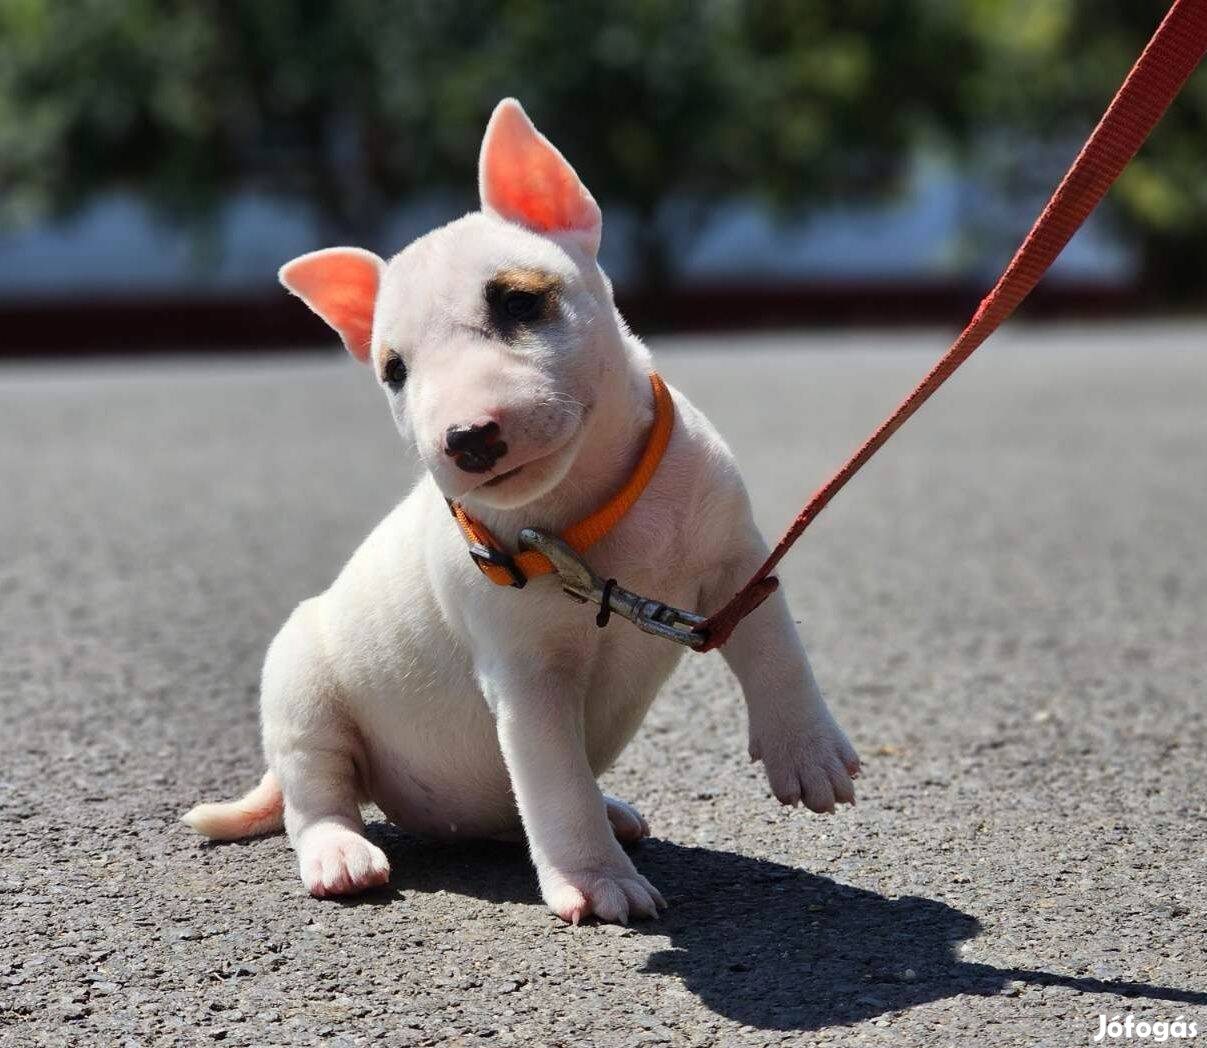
(2, 322, 1205, 1047)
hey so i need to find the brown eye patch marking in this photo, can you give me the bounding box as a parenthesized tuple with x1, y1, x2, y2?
(484, 267, 562, 336)
(494, 267, 562, 297)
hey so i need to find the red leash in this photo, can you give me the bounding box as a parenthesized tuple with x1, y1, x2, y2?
(696, 0, 1207, 652)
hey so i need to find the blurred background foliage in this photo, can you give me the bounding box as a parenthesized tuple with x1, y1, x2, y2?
(1, 0, 1204, 296)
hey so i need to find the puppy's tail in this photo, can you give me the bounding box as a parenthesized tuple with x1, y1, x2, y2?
(181, 770, 284, 840)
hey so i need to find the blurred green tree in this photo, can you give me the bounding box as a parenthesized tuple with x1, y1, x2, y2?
(959, 0, 1207, 299)
(0, 0, 1201, 294)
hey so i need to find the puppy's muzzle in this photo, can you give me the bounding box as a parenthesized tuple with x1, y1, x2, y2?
(445, 419, 508, 473)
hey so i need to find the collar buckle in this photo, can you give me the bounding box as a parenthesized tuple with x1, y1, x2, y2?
(517, 528, 706, 648)
(467, 543, 528, 588)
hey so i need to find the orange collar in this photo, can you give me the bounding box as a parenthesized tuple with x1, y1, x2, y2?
(450, 372, 674, 588)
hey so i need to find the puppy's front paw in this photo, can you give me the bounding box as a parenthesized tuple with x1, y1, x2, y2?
(538, 854, 666, 925)
(298, 828, 391, 898)
(750, 710, 861, 814)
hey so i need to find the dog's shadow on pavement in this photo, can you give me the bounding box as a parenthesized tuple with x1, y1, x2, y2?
(366, 825, 1207, 1033)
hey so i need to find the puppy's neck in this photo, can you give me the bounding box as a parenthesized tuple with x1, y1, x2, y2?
(462, 335, 656, 544)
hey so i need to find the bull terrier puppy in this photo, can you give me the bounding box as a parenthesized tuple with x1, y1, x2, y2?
(183, 99, 859, 925)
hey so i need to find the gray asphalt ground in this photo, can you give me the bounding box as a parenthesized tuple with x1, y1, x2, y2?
(2, 322, 1206, 1047)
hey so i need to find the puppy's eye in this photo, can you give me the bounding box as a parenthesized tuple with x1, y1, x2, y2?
(383, 355, 407, 390)
(503, 289, 541, 321)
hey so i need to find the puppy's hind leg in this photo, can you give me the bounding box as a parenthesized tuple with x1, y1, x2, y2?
(280, 748, 390, 898)
(262, 602, 390, 898)
(491, 797, 649, 846)
(604, 795, 650, 845)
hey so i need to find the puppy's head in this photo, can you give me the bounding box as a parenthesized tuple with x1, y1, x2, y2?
(280, 99, 629, 509)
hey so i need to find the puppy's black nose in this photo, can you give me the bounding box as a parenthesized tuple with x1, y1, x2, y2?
(445, 419, 508, 473)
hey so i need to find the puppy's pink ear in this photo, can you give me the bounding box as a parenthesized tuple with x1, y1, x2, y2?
(479, 98, 602, 255)
(278, 247, 384, 363)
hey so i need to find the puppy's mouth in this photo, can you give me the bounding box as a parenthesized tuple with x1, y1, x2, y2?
(484, 464, 523, 487)
(456, 402, 593, 500)
(477, 444, 553, 489)
(461, 432, 574, 497)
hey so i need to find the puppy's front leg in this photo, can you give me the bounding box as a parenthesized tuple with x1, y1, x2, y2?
(485, 662, 665, 924)
(704, 534, 861, 813)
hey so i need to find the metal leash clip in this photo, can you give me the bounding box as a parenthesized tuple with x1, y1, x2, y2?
(517, 528, 707, 648)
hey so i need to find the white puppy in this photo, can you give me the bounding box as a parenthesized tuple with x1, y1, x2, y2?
(183, 99, 859, 925)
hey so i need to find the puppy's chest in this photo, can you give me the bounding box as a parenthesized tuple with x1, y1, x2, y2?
(501, 514, 693, 694)
(564, 507, 699, 688)
(587, 494, 701, 604)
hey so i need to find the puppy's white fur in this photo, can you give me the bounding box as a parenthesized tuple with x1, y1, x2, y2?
(183, 99, 859, 924)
